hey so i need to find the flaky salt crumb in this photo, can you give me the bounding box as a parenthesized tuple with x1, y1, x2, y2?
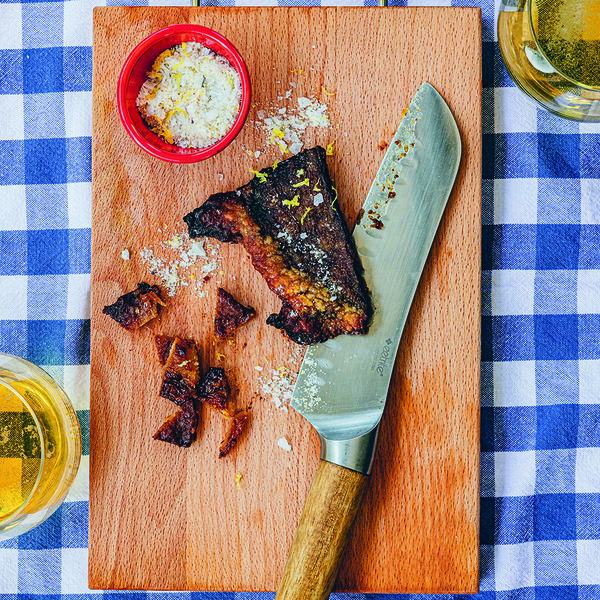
(121, 249, 130, 260)
(140, 230, 220, 297)
(260, 366, 296, 410)
(277, 437, 292, 452)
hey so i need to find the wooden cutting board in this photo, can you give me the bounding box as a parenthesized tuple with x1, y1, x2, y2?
(90, 6, 481, 594)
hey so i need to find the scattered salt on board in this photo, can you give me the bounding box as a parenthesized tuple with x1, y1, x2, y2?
(277, 437, 292, 452)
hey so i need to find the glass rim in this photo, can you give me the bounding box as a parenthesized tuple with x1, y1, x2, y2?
(528, 0, 600, 92)
(0, 377, 46, 528)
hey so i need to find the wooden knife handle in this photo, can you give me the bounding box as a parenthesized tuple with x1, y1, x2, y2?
(275, 459, 369, 600)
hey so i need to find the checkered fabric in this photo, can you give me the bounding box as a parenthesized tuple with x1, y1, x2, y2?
(1, 0, 600, 597)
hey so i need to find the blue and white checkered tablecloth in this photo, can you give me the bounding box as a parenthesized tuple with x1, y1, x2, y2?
(1, 0, 600, 597)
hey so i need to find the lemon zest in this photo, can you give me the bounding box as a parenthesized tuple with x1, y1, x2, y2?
(164, 107, 188, 122)
(292, 178, 309, 188)
(301, 207, 312, 224)
(172, 55, 186, 71)
(326, 139, 336, 156)
(322, 86, 336, 96)
(249, 169, 268, 183)
(147, 84, 161, 100)
(152, 49, 174, 72)
(283, 195, 300, 208)
(269, 128, 285, 143)
(155, 126, 173, 145)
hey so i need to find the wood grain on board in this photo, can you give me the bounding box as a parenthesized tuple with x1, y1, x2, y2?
(90, 6, 481, 594)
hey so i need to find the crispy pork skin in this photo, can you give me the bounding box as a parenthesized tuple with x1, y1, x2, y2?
(102, 282, 165, 331)
(184, 147, 371, 344)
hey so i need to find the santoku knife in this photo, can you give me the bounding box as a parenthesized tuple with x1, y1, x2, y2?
(275, 82, 462, 600)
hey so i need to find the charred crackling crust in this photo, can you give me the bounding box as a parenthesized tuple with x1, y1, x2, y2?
(153, 337, 248, 453)
(183, 147, 372, 345)
(219, 409, 249, 458)
(102, 282, 165, 331)
(153, 399, 198, 448)
(160, 337, 201, 406)
(214, 287, 256, 340)
(154, 334, 196, 366)
(197, 366, 234, 416)
(154, 334, 175, 365)
(153, 336, 200, 448)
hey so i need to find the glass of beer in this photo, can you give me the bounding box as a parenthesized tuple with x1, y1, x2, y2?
(498, 0, 600, 121)
(0, 353, 81, 540)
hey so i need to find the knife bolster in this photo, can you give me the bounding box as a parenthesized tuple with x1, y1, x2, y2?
(319, 424, 380, 474)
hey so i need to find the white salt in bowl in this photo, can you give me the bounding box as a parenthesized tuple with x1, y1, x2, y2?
(117, 24, 251, 163)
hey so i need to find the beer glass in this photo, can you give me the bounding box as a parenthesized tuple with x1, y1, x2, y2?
(0, 353, 81, 540)
(498, 0, 600, 121)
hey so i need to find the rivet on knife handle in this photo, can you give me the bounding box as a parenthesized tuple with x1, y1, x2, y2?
(275, 460, 368, 600)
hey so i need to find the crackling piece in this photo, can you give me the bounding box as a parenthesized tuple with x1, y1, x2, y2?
(214, 287, 256, 340)
(102, 282, 165, 331)
(154, 334, 175, 365)
(153, 399, 198, 448)
(197, 366, 234, 416)
(154, 334, 196, 366)
(219, 408, 250, 458)
(160, 337, 201, 406)
(183, 146, 372, 345)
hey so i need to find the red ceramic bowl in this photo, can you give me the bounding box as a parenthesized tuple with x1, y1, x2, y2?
(117, 24, 251, 163)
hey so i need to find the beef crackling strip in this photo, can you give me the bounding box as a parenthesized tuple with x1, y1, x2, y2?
(197, 366, 235, 416)
(219, 409, 249, 458)
(153, 399, 198, 448)
(214, 287, 256, 340)
(183, 146, 372, 345)
(154, 334, 197, 366)
(102, 282, 166, 331)
(154, 334, 176, 365)
(160, 337, 201, 406)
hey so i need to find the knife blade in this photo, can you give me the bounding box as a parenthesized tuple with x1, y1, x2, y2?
(275, 82, 462, 600)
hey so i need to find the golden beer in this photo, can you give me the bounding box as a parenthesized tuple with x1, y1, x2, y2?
(498, 0, 600, 120)
(0, 353, 81, 539)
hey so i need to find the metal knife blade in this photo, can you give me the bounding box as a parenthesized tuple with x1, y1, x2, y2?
(290, 82, 461, 474)
(275, 82, 462, 600)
